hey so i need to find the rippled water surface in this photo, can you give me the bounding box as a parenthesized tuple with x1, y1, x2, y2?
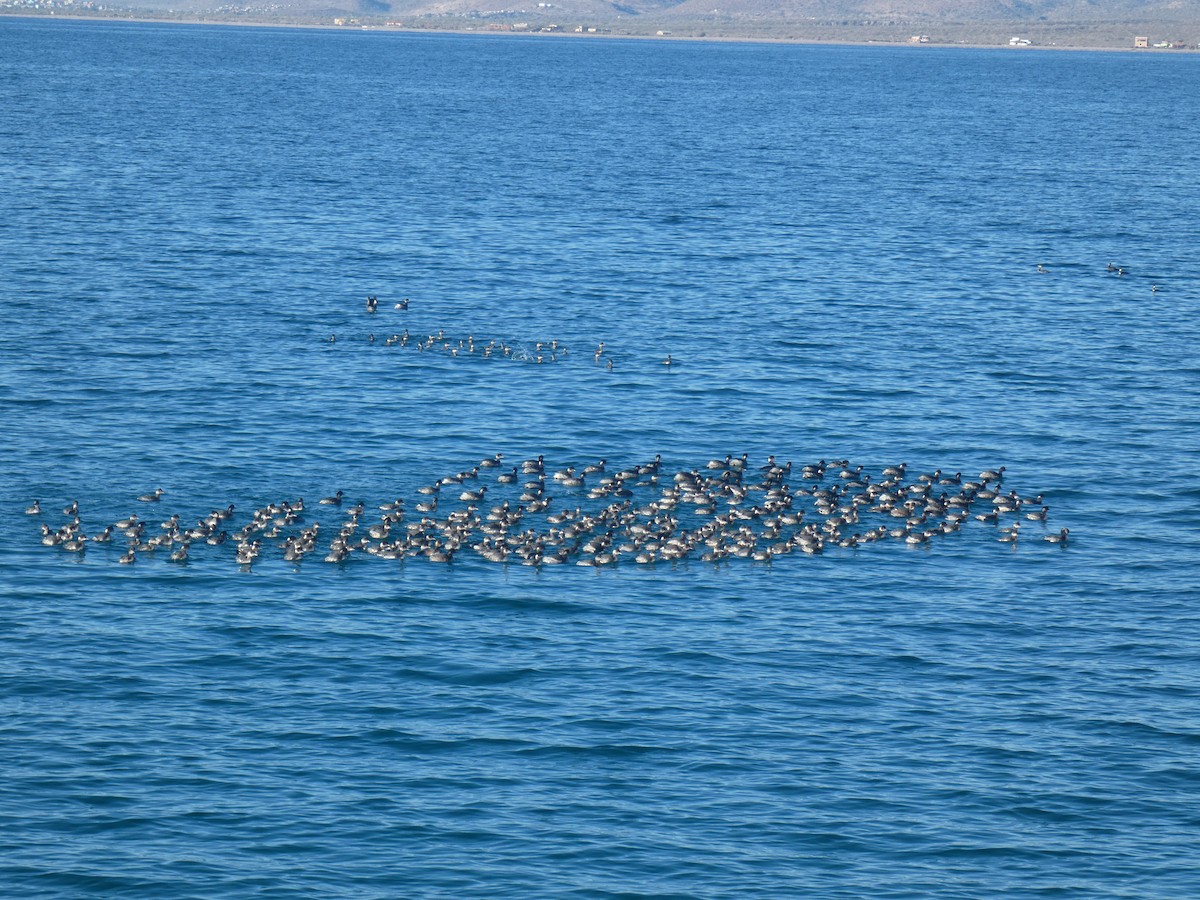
(2, 18, 1200, 898)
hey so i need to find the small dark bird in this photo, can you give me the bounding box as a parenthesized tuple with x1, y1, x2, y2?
(366, 295, 378, 313)
(1045, 528, 1070, 545)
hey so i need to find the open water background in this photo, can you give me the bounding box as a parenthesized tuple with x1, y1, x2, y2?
(2, 17, 1200, 897)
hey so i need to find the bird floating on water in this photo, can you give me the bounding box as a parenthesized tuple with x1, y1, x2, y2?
(1044, 527, 1069, 544)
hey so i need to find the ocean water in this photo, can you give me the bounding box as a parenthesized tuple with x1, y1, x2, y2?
(2, 17, 1200, 897)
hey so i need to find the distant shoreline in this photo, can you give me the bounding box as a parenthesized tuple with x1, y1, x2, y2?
(4, 10, 1198, 53)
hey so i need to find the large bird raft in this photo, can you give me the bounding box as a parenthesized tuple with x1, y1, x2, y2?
(30, 455, 1069, 569)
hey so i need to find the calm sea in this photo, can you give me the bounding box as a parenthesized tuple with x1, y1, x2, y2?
(2, 17, 1199, 897)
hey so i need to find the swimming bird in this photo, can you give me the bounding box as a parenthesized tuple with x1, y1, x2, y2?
(63, 500, 78, 517)
(426, 545, 456, 563)
(25, 500, 40, 515)
(319, 490, 344, 506)
(235, 541, 260, 565)
(395, 298, 410, 310)
(366, 295, 378, 313)
(1044, 527, 1069, 544)
(662, 354, 673, 367)
(138, 488, 165, 502)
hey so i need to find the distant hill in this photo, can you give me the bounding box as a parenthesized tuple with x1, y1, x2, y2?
(11, 0, 1200, 46)
(119, 0, 1200, 16)
(111, 0, 1200, 20)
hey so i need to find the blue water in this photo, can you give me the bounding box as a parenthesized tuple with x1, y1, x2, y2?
(3, 17, 1200, 897)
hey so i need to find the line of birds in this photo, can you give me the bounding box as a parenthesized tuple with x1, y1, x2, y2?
(344, 265, 1170, 371)
(28, 454, 1069, 570)
(328, 330, 678, 371)
(327, 297, 675, 370)
(329, 328, 581, 365)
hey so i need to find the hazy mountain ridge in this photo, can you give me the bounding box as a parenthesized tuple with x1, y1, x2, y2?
(12, 0, 1199, 44)
(60, 0, 1200, 20)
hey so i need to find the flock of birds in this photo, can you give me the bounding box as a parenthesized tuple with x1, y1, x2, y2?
(326, 296, 665, 371)
(337, 259, 1163, 370)
(1051, 260, 1164, 292)
(39, 275, 1151, 569)
(28, 454, 1070, 570)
